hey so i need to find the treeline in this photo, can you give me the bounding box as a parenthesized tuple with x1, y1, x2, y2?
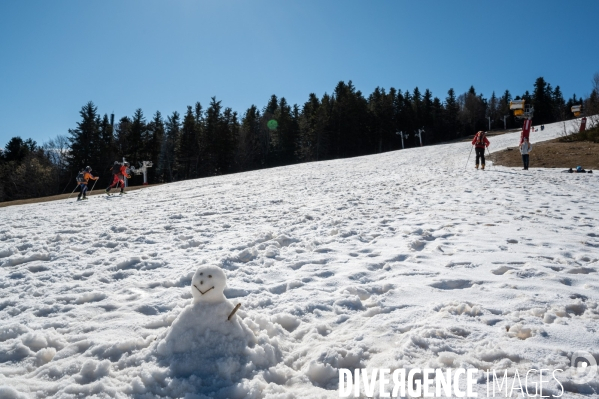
(1, 76, 596, 202)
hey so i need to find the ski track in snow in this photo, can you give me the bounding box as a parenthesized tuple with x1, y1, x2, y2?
(1, 119, 598, 398)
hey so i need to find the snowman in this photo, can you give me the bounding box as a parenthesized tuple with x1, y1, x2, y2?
(156, 265, 259, 386)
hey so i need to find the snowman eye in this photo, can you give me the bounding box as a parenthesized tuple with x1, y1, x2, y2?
(200, 273, 203, 276)
(208, 275, 212, 278)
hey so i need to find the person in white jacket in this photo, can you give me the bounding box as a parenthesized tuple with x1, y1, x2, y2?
(519, 137, 532, 170)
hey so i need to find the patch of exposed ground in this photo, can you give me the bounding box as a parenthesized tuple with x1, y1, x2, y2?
(491, 138, 599, 170)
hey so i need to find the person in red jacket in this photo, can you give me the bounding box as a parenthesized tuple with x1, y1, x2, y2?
(471, 131, 490, 170)
(105, 161, 131, 195)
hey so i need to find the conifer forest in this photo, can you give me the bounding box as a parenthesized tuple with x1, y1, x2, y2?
(1, 76, 596, 202)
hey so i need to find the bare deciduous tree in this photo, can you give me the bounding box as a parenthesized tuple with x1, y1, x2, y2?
(585, 72, 599, 128)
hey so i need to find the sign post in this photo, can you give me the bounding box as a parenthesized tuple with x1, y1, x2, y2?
(580, 117, 587, 132)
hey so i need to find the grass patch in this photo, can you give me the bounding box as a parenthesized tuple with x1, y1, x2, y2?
(559, 125, 599, 143)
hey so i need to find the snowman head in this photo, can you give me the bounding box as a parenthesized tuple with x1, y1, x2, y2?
(191, 265, 227, 303)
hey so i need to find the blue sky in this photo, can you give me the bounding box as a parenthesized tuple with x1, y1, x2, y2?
(1, 0, 598, 148)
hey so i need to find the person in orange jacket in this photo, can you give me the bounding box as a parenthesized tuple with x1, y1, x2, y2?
(471, 131, 490, 170)
(105, 161, 131, 195)
(77, 166, 99, 201)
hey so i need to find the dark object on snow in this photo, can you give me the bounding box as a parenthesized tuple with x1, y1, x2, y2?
(563, 167, 593, 173)
(228, 303, 242, 321)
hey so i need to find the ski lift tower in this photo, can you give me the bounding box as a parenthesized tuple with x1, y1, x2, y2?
(414, 128, 424, 147)
(396, 131, 410, 149)
(509, 100, 534, 143)
(119, 158, 152, 186)
(131, 161, 153, 185)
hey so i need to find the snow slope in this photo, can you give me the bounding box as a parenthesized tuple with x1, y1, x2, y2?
(1, 119, 598, 398)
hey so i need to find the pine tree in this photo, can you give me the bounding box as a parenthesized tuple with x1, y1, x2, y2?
(219, 107, 239, 174)
(2, 137, 36, 163)
(330, 81, 368, 158)
(128, 109, 147, 168)
(431, 97, 444, 141)
(297, 93, 321, 162)
(399, 90, 416, 146)
(204, 97, 223, 175)
(422, 89, 434, 141)
(239, 105, 265, 170)
(444, 89, 460, 139)
(114, 116, 132, 163)
(193, 102, 205, 177)
(499, 90, 512, 129)
(98, 114, 116, 182)
(551, 86, 567, 122)
(393, 90, 405, 147)
(488, 92, 499, 130)
(532, 77, 554, 124)
(367, 87, 395, 152)
(147, 111, 165, 183)
(178, 106, 199, 179)
(159, 111, 180, 181)
(458, 86, 486, 136)
(262, 95, 278, 167)
(412, 87, 423, 129)
(270, 97, 295, 166)
(315, 93, 333, 160)
(68, 102, 101, 177)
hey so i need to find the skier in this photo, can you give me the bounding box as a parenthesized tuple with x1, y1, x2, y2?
(519, 137, 532, 170)
(471, 131, 490, 170)
(77, 166, 99, 201)
(105, 161, 131, 195)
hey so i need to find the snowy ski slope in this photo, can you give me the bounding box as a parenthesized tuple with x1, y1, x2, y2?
(1, 118, 598, 398)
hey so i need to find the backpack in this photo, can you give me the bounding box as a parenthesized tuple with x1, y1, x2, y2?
(76, 171, 85, 184)
(475, 133, 485, 145)
(111, 163, 121, 175)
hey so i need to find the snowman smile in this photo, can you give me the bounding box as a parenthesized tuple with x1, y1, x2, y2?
(193, 285, 214, 295)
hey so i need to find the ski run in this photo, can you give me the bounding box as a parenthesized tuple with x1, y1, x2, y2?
(1, 118, 598, 398)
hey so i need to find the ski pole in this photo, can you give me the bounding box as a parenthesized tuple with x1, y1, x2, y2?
(66, 184, 79, 200)
(89, 178, 99, 194)
(465, 145, 473, 170)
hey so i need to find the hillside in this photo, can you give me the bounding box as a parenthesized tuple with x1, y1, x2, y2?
(0, 118, 597, 398)
(1, 124, 596, 209)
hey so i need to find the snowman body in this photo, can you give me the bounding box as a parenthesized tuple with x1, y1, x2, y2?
(156, 265, 256, 383)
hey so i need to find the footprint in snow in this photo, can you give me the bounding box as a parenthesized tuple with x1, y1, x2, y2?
(430, 279, 480, 290)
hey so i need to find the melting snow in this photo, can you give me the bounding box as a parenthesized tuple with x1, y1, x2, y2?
(0, 119, 598, 397)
